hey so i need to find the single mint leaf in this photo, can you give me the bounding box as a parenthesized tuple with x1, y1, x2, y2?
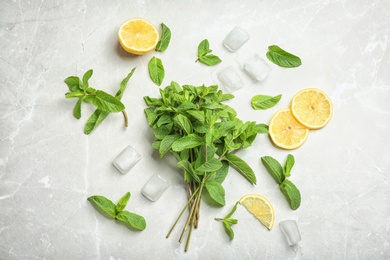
(224, 153, 256, 184)
(159, 134, 181, 158)
(176, 160, 200, 183)
(64, 76, 82, 91)
(223, 221, 235, 240)
(115, 192, 131, 214)
(266, 45, 302, 68)
(251, 94, 282, 110)
(116, 67, 136, 100)
(198, 54, 222, 66)
(171, 134, 204, 152)
(92, 90, 125, 113)
(261, 156, 285, 184)
(224, 218, 238, 225)
(214, 160, 229, 184)
(82, 69, 93, 89)
(186, 110, 205, 123)
(156, 23, 171, 52)
(284, 154, 295, 177)
(254, 123, 269, 134)
(73, 98, 82, 119)
(148, 56, 165, 86)
(144, 107, 158, 126)
(196, 157, 223, 173)
(225, 201, 239, 219)
(65, 90, 84, 99)
(279, 179, 301, 210)
(174, 114, 193, 135)
(88, 195, 116, 219)
(205, 180, 226, 206)
(84, 109, 109, 135)
(198, 39, 211, 57)
(116, 210, 146, 231)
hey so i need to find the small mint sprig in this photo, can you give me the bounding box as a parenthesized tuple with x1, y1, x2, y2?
(88, 192, 146, 231)
(261, 154, 301, 210)
(214, 201, 239, 240)
(196, 39, 222, 66)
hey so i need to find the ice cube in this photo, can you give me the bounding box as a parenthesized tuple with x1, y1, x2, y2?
(223, 26, 250, 52)
(112, 145, 141, 174)
(279, 220, 301, 246)
(142, 174, 170, 202)
(217, 66, 244, 93)
(243, 54, 271, 81)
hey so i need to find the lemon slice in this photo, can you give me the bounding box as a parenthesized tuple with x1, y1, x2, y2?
(239, 194, 275, 230)
(291, 88, 333, 129)
(118, 18, 159, 55)
(269, 108, 309, 150)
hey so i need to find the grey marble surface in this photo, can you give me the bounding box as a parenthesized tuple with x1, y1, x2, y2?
(1, 0, 390, 259)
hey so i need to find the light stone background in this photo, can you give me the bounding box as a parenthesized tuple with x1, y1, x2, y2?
(1, 0, 389, 259)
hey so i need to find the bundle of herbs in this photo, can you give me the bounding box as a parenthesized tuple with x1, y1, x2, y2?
(144, 82, 268, 251)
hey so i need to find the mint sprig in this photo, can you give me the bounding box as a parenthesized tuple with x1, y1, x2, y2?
(215, 201, 239, 240)
(261, 154, 301, 210)
(88, 192, 146, 231)
(64, 68, 136, 134)
(196, 39, 222, 66)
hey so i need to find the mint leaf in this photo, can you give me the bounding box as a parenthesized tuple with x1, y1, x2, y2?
(82, 69, 93, 90)
(88, 195, 116, 219)
(92, 90, 125, 112)
(254, 123, 269, 134)
(73, 98, 82, 119)
(84, 109, 108, 134)
(225, 201, 239, 219)
(177, 160, 200, 183)
(116, 67, 136, 100)
(156, 23, 171, 52)
(224, 153, 256, 184)
(205, 180, 225, 206)
(251, 94, 282, 110)
(171, 134, 204, 152)
(266, 45, 302, 68)
(261, 156, 285, 184)
(279, 179, 301, 210)
(174, 114, 193, 134)
(284, 154, 295, 177)
(159, 134, 181, 158)
(214, 160, 229, 184)
(196, 157, 223, 173)
(199, 54, 222, 66)
(197, 39, 211, 57)
(116, 210, 147, 231)
(115, 192, 131, 213)
(148, 56, 165, 86)
(223, 221, 235, 240)
(64, 76, 82, 91)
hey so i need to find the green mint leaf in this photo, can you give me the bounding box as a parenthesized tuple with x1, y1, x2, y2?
(116, 210, 146, 231)
(92, 90, 125, 113)
(279, 179, 301, 210)
(254, 123, 269, 134)
(73, 98, 82, 119)
(198, 54, 222, 66)
(174, 114, 193, 135)
(224, 218, 238, 225)
(261, 156, 285, 184)
(214, 160, 229, 184)
(144, 107, 158, 126)
(159, 134, 181, 158)
(156, 23, 171, 52)
(251, 94, 282, 110)
(205, 180, 226, 206)
(196, 157, 223, 173)
(186, 110, 205, 124)
(88, 195, 117, 219)
(197, 39, 211, 57)
(116, 67, 136, 100)
(84, 109, 109, 135)
(224, 153, 257, 185)
(171, 134, 204, 152)
(65, 91, 84, 99)
(266, 45, 302, 68)
(223, 221, 235, 240)
(82, 69, 93, 90)
(64, 76, 82, 91)
(148, 56, 165, 86)
(176, 160, 200, 183)
(221, 93, 235, 101)
(284, 154, 295, 177)
(115, 192, 131, 213)
(224, 201, 239, 219)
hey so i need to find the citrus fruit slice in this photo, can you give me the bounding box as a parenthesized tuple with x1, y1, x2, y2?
(269, 108, 309, 149)
(118, 18, 159, 55)
(290, 88, 333, 129)
(239, 194, 275, 230)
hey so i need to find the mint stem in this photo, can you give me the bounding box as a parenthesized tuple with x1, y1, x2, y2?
(122, 110, 128, 127)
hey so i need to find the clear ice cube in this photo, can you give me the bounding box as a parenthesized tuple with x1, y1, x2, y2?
(223, 26, 250, 52)
(243, 54, 271, 81)
(142, 174, 169, 202)
(279, 220, 302, 246)
(112, 145, 141, 174)
(217, 66, 244, 93)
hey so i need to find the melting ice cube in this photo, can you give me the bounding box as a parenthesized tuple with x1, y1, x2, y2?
(112, 145, 141, 174)
(243, 54, 271, 81)
(217, 66, 244, 93)
(223, 26, 250, 52)
(142, 174, 170, 202)
(279, 220, 301, 246)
